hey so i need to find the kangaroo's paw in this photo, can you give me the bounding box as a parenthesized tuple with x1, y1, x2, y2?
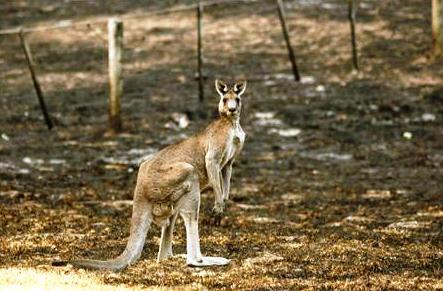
(187, 256, 230, 267)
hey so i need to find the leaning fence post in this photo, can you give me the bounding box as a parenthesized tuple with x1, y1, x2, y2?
(276, 0, 300, 82)
(18, 29, 53, 130)
(432, 0, 442, 57)
(197, 1, 204, 103)
(348, 0, 359, 70)
(108, 18, 123, 133)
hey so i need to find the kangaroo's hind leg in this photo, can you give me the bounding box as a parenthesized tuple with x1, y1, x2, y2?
(178, 166, 230, 267)
(153, 161, 195, 262)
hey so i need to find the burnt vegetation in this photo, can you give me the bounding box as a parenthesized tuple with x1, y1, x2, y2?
(0, 0, 442, 289)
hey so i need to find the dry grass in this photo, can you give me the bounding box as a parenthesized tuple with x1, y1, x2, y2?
(0, 267, 183, 290)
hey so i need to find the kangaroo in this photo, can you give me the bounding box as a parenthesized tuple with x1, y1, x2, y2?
(54, 79, 247, 271)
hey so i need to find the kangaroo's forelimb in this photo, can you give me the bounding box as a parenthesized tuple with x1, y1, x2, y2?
(222, 160, 234, 202)
(205, 153, 224, 214)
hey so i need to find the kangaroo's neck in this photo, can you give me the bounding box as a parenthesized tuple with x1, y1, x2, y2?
(219, 114, 241, 128)
(201, 114, 241, 143)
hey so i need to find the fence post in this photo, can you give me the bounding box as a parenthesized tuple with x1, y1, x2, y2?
(432, 0, 442, 57)
(197, 1, 204, 103)
(276, 0, 300, 82)
(18, 29, 53, 130)
(348, 0, 359, 70)
(108, 18, 123, 133)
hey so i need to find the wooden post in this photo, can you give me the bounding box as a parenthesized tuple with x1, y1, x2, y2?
(18, 29, 53, 130)
(108, 18, 123, 133)
(348, 0, 359, 70)
(276, 0, 300, 82)
(432, 0, 442, 57)
(197, 1, 204, 102)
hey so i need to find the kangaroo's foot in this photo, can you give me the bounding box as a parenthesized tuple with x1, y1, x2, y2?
(187, 256, 230, 267)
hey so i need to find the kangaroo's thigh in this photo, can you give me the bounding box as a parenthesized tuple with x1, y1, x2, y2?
(145, 162, 197, 225)
(139, 162, 195, 201)
(176, 168, 200, 215)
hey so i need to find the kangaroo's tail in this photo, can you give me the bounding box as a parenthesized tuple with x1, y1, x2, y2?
(53, 199, 152, 272)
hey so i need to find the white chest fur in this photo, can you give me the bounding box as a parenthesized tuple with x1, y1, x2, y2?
(222, 124, 245, 167)
(232, 125, 245, 148)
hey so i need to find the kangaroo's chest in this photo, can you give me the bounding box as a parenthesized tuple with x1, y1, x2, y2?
(222, 126, 245, 167)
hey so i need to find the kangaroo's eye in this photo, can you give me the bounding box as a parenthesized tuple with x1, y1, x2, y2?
(235, 97, 240, 103)
(223, 98, 228, 103)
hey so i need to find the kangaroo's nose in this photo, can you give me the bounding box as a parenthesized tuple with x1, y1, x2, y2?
(229, 108, 236, 112)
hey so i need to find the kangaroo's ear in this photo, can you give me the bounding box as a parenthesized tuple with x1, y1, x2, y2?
(234, 80, 247, 96)
(215, 79, 228, 97)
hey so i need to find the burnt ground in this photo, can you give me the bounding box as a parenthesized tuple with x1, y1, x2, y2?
(0, 0, 442, 289)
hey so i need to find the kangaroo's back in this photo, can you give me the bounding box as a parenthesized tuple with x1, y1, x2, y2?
(142, 116, 233, 189)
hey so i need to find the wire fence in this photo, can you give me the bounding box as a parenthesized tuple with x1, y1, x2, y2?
(0, 0, 265, 36)
(1, 0, 359, 132)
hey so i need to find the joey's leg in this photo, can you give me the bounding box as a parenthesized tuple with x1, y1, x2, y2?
(180, 172, 230, 267)
(157, 212, 178, 262)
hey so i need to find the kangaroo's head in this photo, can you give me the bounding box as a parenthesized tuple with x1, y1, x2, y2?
(215, 79, 247, 118)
